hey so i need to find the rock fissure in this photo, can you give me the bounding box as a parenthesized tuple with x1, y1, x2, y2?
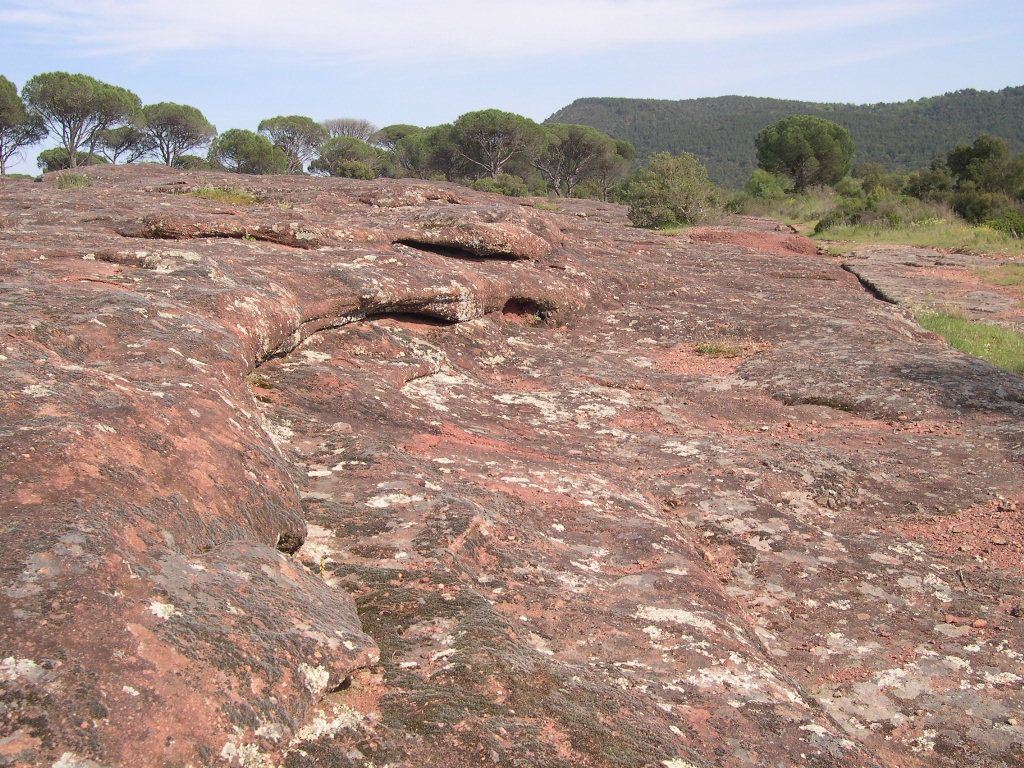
(841, 262, 899, 304)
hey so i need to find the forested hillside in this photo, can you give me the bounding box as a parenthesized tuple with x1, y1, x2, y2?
(548, 87, 1024, 187)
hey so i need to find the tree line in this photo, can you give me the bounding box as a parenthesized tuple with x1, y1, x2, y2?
(0, 71, 636, 201)
(4, 71, 1021, 237)
(550, 88, 1024, 187)
(622, 115, 1024, 238)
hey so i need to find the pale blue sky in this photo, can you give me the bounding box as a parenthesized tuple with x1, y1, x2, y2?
(2, 0, 1022, 174)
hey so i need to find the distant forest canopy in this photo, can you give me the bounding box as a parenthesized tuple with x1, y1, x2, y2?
(547, 86, 1024, 187)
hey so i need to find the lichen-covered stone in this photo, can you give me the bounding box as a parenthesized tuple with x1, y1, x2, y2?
(1, 166, 1022, 767)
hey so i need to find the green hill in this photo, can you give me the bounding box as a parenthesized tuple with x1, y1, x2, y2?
(547, 87, 1024, 187)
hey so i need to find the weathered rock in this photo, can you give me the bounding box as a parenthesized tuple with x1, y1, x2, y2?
(841, 245, 1024, 330)
(1, 166, 1023, 767)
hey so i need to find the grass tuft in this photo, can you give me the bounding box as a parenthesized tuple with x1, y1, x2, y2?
(184, 186, 257, 205)
(918, 311, 1024, 374)
(695, 341, 745, 358)
(57, 173, 91, 190)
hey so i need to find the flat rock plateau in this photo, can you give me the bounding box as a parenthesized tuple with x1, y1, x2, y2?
(2, 166, 1023, 768)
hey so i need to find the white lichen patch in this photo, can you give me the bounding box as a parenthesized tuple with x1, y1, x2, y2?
(219, 738, 275, 768)
(21, 384, 54, 398)
(162, 248, 203, 263)
(299, 663, 330, 695)
(909, 729, 938, 753)
(660, 439, 702, 458)
(682, 662, 805, 706)
(365, 492, 425, 508)
(290, 703, 365, 745)
(254, 722, 288, 742)
(493, 391, 569, 423)
(401, 372, 469, 412)
(148, 600, 178, 620)
(297, 524, 337, 565)
(635, 606, 717, 631)
(51, 753, 106, 768)
(527, 632, 556, 656)
(1, 657, 46, 684)
(260, 417, 295, 449)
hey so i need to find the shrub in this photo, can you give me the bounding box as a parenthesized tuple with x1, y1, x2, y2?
(952, 187, 1018, 224)
(173, 154, 212, 171)
(38, 147, 108, 172)
(57, 173, 91, 189)
(815, 192, 954, 234)
(623, 152, 720, 229)
(471, 173, 529, 197)
(833, 175, 863, 198)
(903, 161, 955, 203)
(695, 342, 744, 358)
(323, 160, 376, 179)
(744, 169, 792, 200)
(986, 210, 1024, 239)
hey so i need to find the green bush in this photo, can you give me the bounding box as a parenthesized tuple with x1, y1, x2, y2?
(38, 147, 108, 172)
(173, 154, 212, 171)
(623, 152, 720, 229)
(853, 162, 907, 195)
(952, 187, 1018, 224)
(57, 173, 91, 189)
(815, 192, 954, 234)
(986, 210, 1024, 239)
(327, 160, 377, 179)
(744, 169, 792, 199)
(902, 161, 955, 203)
(471, 173, 529, 197)
(833, 175, 863, 198)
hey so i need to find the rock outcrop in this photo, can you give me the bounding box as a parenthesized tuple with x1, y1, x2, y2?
(842, 246, 1024, 330)
(1, 166, 1022, 767)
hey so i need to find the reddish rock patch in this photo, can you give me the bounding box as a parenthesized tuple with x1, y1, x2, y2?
(689, 226, 819, 257)
(898, 497, 1024, 574)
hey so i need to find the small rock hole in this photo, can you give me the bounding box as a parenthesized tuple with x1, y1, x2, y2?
(332, 675, 353, 692)
(275, 531, 304, 555)
(501, 298, 547, 325)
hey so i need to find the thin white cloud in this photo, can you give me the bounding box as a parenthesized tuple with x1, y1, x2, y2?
(3, 0, 944, 61)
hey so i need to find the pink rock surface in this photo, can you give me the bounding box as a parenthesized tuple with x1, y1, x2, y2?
(1, 166, 1022, 767)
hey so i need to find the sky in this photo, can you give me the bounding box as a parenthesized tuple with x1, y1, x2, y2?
(2, 0, 1023, 173)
